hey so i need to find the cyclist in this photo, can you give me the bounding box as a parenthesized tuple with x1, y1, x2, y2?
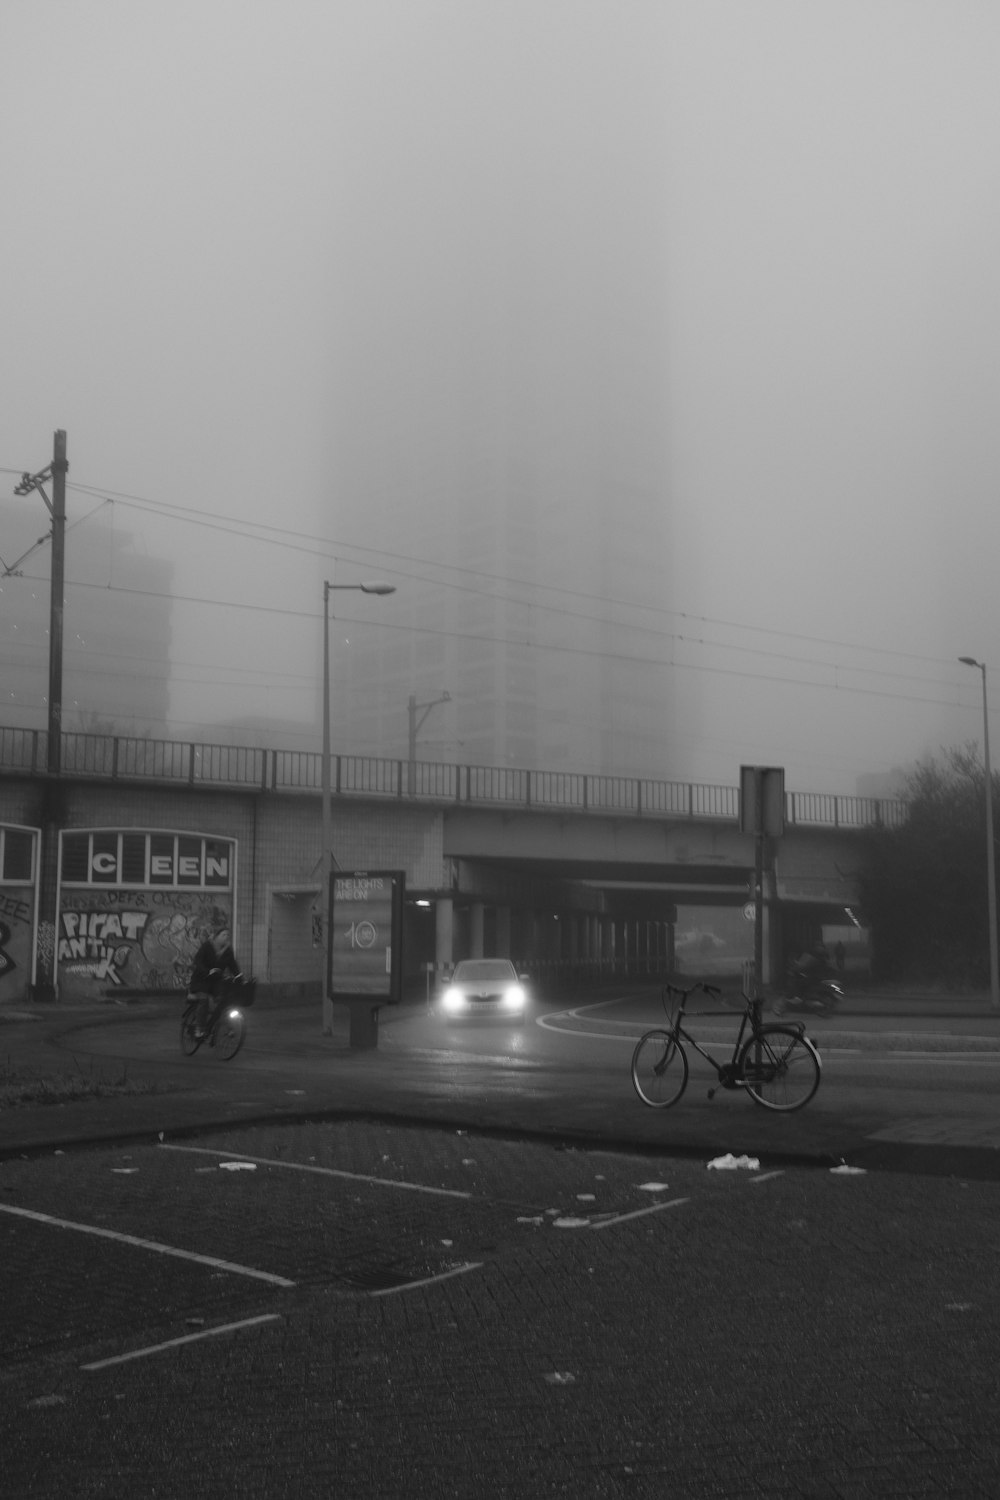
(187, 925, 241, 1039)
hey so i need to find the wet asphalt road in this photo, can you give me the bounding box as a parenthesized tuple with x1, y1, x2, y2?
(14, 990, 1000, 1174)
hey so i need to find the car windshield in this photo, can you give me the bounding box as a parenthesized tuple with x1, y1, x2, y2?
(452, 960, 517, 982)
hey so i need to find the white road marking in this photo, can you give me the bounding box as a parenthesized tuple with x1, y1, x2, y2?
(749, 1171, 786, 1185)
(81, 1314, 282, 1371)
(160, 1142, 473, 1199)
(590, 1196, 690, 1230)
(538, 1010, 1000, 1060)
(368, 1261, 483, 1297)
(536, 1004, 647, 1042)
(824, 1051, 1000, 1064)
(0, 1202, 295, 1286)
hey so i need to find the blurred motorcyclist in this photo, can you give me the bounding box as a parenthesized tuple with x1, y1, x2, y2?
(788, 943, 829, 999)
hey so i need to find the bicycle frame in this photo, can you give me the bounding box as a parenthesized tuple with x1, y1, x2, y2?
(662, 982, 797, 1091)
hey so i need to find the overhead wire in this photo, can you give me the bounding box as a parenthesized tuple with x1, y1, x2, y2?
(3, 469, 983, 727)
(59, 477, 964, 675)
(5, 566, 976, 714)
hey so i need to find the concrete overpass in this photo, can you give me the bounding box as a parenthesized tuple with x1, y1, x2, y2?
(0, 726, 904, 1002)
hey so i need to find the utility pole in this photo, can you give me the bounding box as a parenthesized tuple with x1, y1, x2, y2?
(407, 690, 450, 794)
(739, 765, 785, 1005)
(15, 430, 68, 774)
(959, 657, 1000, 1011)
(14, 431, 68, 1000)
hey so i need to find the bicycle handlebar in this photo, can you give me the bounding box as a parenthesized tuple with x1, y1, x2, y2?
(664, 980, 721, 1000)
(662, 980, 722, 1012)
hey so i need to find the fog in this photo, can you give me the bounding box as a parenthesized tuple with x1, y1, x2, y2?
(3, 2, 1000, 797)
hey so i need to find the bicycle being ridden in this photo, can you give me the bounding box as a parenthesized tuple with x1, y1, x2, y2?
(187, 926, 240, 1037)
(631, 979, 822, 1112)
(181, 925, 252, 1060)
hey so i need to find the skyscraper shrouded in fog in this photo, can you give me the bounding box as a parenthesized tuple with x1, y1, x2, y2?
(325, 15, 674, 780)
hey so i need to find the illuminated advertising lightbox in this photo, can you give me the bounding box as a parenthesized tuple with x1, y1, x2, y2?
(328, 870, 404, 1003)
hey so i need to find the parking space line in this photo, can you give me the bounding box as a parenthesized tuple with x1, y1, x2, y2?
(0, 1202, 296, 1287)
(160, 1142, 473, 1199)
(80, 1314, 283, 1372)
(369, 1262, 483, 1298)
(591, 1196, 690, 1230)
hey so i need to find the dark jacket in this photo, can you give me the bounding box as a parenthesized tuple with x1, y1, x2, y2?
(188, 940, 240, 995)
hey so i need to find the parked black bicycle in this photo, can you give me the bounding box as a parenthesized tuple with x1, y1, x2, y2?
(631, 980, 822, 1112)
(180, 975, 255, 1060)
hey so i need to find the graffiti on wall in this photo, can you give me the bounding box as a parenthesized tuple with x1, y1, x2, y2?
(0, 889, 35, 999)
(0, 925, 13, 979)
(57, 891, 232, 998)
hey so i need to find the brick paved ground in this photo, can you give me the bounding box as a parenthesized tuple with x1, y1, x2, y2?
(3, 1120, 1000, 1497)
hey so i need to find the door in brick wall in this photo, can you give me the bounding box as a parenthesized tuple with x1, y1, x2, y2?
(269, 889, 323, 984)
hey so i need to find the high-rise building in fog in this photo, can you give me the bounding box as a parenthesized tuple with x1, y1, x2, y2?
(321, 22, 673, 781)
(0, 504, 173, 735)
(336, 388, 671, 779)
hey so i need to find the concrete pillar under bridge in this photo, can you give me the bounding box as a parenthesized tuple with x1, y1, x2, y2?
(435, 897, 454, 974)
(469, 902, 485, 958)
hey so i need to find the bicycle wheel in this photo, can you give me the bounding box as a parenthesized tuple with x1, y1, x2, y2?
(631, 1030, 688, 1109)
(213, 1009, 245, 1060)
(180, 1007, 201, 1056)
(739, 1026, 821, 1112)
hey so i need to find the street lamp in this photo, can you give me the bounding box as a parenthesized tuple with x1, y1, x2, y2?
(321, 577, 395, 1033)
(959, 656, 1000, 1011)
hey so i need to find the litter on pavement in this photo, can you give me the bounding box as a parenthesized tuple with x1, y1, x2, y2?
(707, 1154, 760, 1171)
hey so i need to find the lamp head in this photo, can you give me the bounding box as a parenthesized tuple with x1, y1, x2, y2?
(959, 656, 983, 669)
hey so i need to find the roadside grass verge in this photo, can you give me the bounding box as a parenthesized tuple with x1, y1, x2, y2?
(1, 1056, 177, 1109)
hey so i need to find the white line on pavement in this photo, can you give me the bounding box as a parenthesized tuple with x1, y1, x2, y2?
(0, 1202, 295, 1286)
(590, 1196, 690, 1230)
(81, 1314, 283, 1371)
(369, 1262, 483, 1297)
(535, 1011, 640, 1042)
(536, 1013, 1000, 1059)
(823, 1051, 1000, 1064)
(160, 1142, 473, 1199)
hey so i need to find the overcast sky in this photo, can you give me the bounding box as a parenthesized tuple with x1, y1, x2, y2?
(3, 1, 1000, 795)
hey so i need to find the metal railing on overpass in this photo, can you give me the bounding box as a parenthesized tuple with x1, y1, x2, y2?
(0, 725, 908, 830)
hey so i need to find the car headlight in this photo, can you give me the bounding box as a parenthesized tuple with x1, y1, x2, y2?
(442, 987, 466, 1012)
(502, 985, 526, 1009)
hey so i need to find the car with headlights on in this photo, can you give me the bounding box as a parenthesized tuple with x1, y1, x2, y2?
(439, 958, 530, 1024)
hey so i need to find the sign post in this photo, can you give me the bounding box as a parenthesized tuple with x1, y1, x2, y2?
(739, 767, 785, 1013)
